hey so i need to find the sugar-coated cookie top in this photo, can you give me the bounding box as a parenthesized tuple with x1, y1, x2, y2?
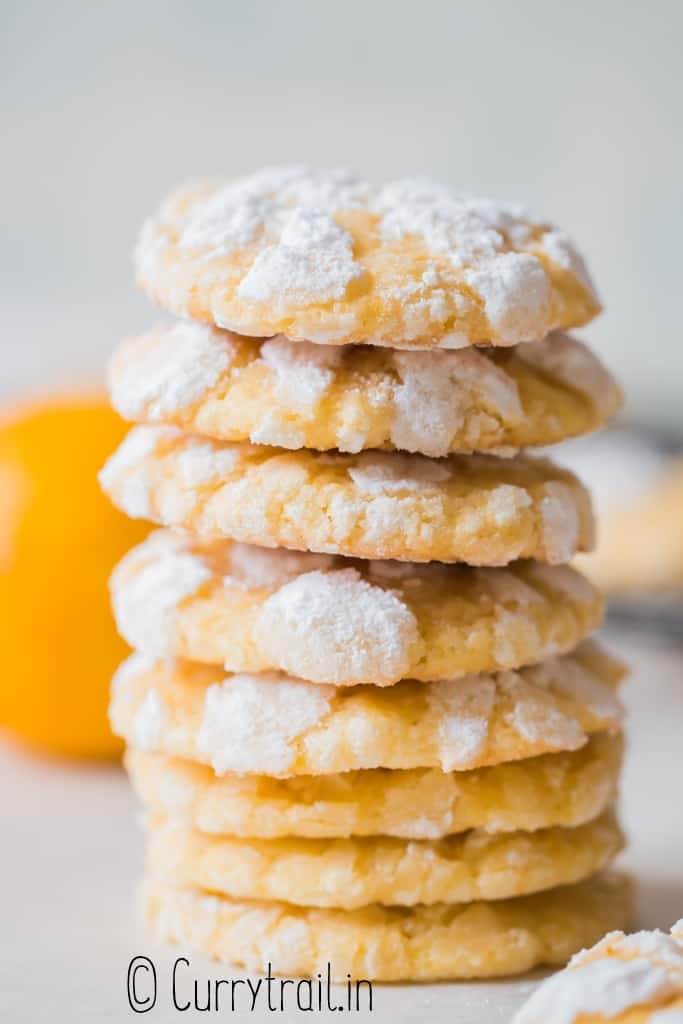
(513, 922, 683, 1024)
(136, 167, 600, 348)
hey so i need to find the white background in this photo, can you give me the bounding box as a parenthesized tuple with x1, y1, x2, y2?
(2, 0, 682, 425)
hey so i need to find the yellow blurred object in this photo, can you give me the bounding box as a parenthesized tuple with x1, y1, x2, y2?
(0, 394, 149, 759)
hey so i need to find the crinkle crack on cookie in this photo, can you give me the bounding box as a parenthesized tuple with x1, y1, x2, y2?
(110, 530, 603, 685)
(126, 733, 624, 839)
(140, 871, 631, 981)
(146, 811, 623, 909)
(513, 921, 683, 1024)
(110, 641, 625, 776)
(108, 325, 622, 456)
(100, 427, 595, 565)
(134, 167, 600, 348)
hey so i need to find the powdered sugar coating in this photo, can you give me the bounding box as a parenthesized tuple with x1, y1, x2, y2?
(197, 673, 334, 775)
(111, 546, 211, 657)
(347, 453, 451, 494)
(132, 688, 167, 752)
(136, 167, 601, 348)
(514, 924, 683, 1024)
(254, 568, 418, 686)
(428, 677, 496, 770)
(108, 322, 235, 419)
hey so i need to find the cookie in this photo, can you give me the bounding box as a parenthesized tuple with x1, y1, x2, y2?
(513, 922, 683, 1024)
(140, 871, 631, 981)
(108, 325, 621, 457)
(134, 168, 600, 349)
(110, 642, 625, 777)
(146, 810, 622, 909)
(126, 732, 623, 839)
(110, 530, 603, 685)
(99, 427, 594, 565)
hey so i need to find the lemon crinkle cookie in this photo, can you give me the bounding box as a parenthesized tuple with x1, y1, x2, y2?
(513, 921, 683, 1024)
(99, 426, 594, 565)
(135, 167, 600, 348)
(108, 324, 621, 456)
(126, 733, 623, 839)
(141, 872, 631, 982)
(146, 811, 623, 909)
(110, 642, 625, 777)
(110, 530, 603, 685)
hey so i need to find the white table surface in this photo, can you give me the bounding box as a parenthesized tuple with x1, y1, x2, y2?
(2, 626, 682, 1023)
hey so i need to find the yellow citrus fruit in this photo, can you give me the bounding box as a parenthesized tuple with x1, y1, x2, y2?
(0, 394, 148, 759)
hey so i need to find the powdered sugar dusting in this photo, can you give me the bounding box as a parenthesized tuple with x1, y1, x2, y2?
(196, 672, 334, 775)
(132, 688, 167, 752)
(112, 551, 211, 655)
(238, 208, 363, 306)
(99, 425, 182, 519)
(514, 926, 683, 1024)
(428, 676, 496, 771)
(500, 671, 585, 750)
(259, 336, 341, 412)
(110, 323, 235, 419)
(254, 568, 418, 685)
(540, 481, 581, 563)
(226, 544, 334, 589)
(464, 253, 551, 344)
(348, 452, 451, 494)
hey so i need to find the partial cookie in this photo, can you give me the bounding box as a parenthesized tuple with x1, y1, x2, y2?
(100, 427, 594, 565)
(135, 168, 600, 349)
(513, 922, 683, 1024)
(146, 810, 622, 909)
(141, 871, 631, 982)
(108, 325, 621, 456)
(127, 732, 623, 839)
(110, 642, 625, 777)
(110, 530, 603, 685)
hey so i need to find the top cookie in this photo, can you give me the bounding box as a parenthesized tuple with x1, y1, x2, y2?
(135, 167, 600, 349)
(513, 922, 683, 1024)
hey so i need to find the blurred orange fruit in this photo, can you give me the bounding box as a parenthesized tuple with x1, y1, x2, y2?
(0, 394, 148, 759)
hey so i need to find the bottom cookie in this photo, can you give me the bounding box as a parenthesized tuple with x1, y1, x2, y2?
(141, 871, 632, 982)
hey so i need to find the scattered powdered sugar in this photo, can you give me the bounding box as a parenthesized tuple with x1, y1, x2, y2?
(112, 550, 211, 655)
(515, 333, 609, 408)
(238, 207, 363, 306)
(540, 229, 597, 298)
(348, 452, 451, 494)
(99, 425, 182, 519)
(512, 958, 679, 1024)
(375, 181, 531, 267)
(132, 689, 167, 752)
(427, 675, 496, 771)
(176, 439, 247, 488)
(111, 651, 157, 692)
(196, 672, 334, 775)
(253, 568, 418, 685)
(464, 253, 551, 344)
(482, 483, 533, 526)
(226, 543, 334, 589)
(500, 672, 585, 750)
(540, 481, 581, 563)
(259, 336, 341, 413)
(111, 323, 235, 419)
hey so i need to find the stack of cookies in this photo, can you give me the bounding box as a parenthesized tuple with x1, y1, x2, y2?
(101, 168, 630, 982)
